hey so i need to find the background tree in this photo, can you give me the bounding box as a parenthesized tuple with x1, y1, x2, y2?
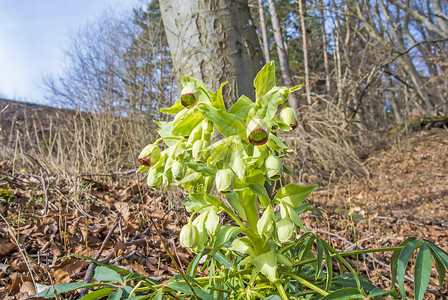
(158, 0, 265, 107)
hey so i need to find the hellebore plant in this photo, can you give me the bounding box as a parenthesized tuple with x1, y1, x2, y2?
(38, 62, 448, 300)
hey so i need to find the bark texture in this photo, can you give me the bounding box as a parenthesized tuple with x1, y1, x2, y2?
(159, 0, 264, 107)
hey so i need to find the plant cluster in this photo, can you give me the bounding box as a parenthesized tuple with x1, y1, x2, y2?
(38, 62, 448, 300)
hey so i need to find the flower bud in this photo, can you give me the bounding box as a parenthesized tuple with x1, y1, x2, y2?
(180, 224, 200, 248)
(180, 83, 198, 109)
(138, 144, 161, 168)
(277, 218, 296, 244)
(202, 119, 214, 133)
(280, 107, 299, 129)
(147, 168, 162, 189)
(192, 140, 209, 163)
(205, 209, 220, 235)
(247, 118, 269, 145)
(215, 168, 235, 195)
(266, 154, 283, 181)
(171, 160, 186, 180)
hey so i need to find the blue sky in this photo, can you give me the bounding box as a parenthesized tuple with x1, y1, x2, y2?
(0, 0, 145, 104)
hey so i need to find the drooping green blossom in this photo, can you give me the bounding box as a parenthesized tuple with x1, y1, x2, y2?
(171, 160, 186, 180)
(215, 169, 235, 195)
(147, 168, 162, 189)
(180, 224, 200, 248)
(279, 107, 299, 129)
(205, 209, 220, 235)
(180, 83, 198, 109)
(266, 154, 283, 180)
(257, 205, 275, 237)
(192, 140, 209, 163)
(277, 218, 296, 244)
(247, 118, 269, 145)
(138, 144, 161, 167)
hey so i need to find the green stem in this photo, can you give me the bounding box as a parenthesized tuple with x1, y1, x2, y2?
(276, 282, 289, 300)
(293, 246, 403, 267)
(287, 273, 329, 296)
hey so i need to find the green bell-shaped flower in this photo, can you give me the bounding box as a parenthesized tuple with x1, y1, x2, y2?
(180, 224, 200, 248)
(171, 160, 187, 180)
(247, 118, 269, 145)
(192, 140, 209, 163)
(147, 168, 162, 189)
(266, 154, 283, 181)
(280, 107, 299, 129)
(215, 168, 235, 195)
(180, 83, 198, 109)
(277, 218, 296, 244)
(138, 144, 161, 168)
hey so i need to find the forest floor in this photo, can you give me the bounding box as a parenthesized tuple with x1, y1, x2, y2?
(0, 127, 447, 299)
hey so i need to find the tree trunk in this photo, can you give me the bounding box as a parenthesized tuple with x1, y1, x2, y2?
(258, 0, 271, 63)
(297, 0, 311, 105)
(267, 0, 299, 109)
(320, 0, 331, 94)
(159, 0, 264, 107)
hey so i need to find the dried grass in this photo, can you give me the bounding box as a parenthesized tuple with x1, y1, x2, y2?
(0, 100, 156, 178)
(281, 98, 371, 185)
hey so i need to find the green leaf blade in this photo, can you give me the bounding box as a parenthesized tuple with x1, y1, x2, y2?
(414, 242, 432, 300)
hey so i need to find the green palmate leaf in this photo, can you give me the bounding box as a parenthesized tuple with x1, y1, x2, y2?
(428, 242, 448, 289)
(226, 192, 246, 220)
(397, 239, 420, 299)
(182, 193, 209, 213)
(254, 60, 276, 101)
(227, 142, 246, 179)
(211, 81, 227, 110)
(186, 122, 203, 145)
(80, 288, 114, 300)
(430, 249, 447, 289)
(185, 161, 217, 176)
(229, 95, 254, 120)
(172, 108, 204, 136)
(186, 250, 207, 278)
(316, 238, 324, 279)
(253, 251, 278, 282)
(244, 183, 271, 207)
(38, 283, 108, 298)
(160, 99, 184, 115)
(267, 134, 292, 153)
(428, 242, 448, 269)
(274, 184, 318, 207)
(391, 237, 415, 289)
(93, 266, 122, 282)
(207, 136, 233, 165)
(181, 74, 207, 89)
(154, 121, 177, 146)
(414, 242, 432, 300)
(210, 225, 244, 256)
(368, 287, 391, 298)
(166, 280, 215, 300)
(321, 287, 363, 300)
(107, 288, 123, 300)
(198, 103, 246, 137)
